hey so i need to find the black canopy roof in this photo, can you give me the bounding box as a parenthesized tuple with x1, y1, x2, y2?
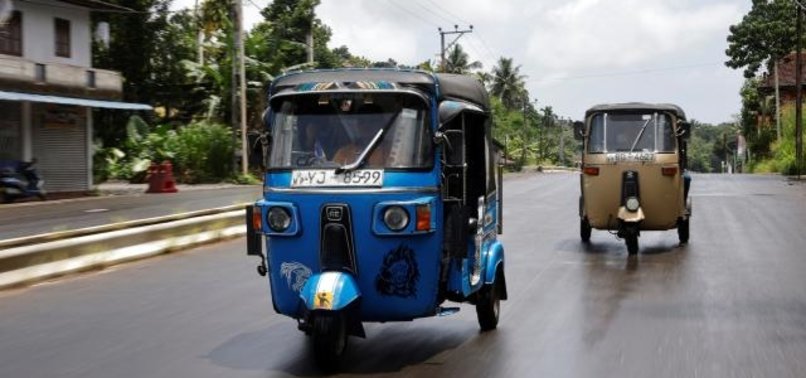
(435, 73, 490, 111)
(585, 102, 686, 120)
(269, 69, 490, 111)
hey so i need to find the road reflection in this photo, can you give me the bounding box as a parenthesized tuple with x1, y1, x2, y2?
(576, 235, 688, 348)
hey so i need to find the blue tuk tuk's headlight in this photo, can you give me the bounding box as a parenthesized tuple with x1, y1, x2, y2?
(383, 206, 409, 231)
(267, 207, 292, 232)
(625, 197, 640, 212)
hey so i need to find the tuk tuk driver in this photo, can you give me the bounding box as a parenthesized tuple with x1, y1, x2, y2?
(332, 102, 390, 167)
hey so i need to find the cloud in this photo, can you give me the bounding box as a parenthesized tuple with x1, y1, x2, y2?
(526, 0, 744, 72)
(168, 0, 751, 123)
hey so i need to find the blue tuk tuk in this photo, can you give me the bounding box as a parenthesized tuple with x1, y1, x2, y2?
(245, 69, 506, 367)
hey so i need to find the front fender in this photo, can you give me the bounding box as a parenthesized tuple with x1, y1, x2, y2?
(484, 240, 505, 285)
(617, 206, 645, 223)
(299, 271, 361, 311)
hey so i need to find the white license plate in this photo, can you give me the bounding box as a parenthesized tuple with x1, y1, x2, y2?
(291, 170, 384, 187)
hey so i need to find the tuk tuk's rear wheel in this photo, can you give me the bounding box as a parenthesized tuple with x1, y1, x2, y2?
(678, 218, 690, 244)
(311, 313, 348, 370)
(580, 218, 592, 242)
(476, 272, 502, 331)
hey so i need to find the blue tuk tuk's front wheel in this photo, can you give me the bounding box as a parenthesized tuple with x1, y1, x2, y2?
(476, 269, 503, 331)
(311, 312, 348, 370)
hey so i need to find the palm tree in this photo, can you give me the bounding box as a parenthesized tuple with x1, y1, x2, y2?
(475, 71, 493, 89)
(491, 57, 527, 109)
(444, 44, 482, 74)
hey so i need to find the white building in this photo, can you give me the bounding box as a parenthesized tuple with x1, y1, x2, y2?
(0, 0, 151, 193)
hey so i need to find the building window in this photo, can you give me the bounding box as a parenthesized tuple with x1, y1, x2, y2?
(86, 70, 96, 88)
(55, 18, 71, 58)
(35, 64, 46, 83)
(0, 11, 23, 56)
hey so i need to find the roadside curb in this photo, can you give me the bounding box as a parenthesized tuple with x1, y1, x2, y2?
(0, 207, 246, 290)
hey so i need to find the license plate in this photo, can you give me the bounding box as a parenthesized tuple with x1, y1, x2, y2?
(291, 170, 384, 187)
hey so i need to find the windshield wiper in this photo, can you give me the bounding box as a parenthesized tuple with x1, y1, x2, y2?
(629, 118, 652, 152)
(335, 111, 400, 174)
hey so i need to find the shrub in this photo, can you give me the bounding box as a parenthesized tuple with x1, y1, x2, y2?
(173, 121, 235, 183)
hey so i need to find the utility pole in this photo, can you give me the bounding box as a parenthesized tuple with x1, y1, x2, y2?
(796, 4, 804, 180)
(775, 60, 782, 141)
(559, 118, 565, 166)
(231, 0, 248, 175)
(306, 8, 314, 64)
(438, 25, 473, 72)
(195, 0, 203, 64)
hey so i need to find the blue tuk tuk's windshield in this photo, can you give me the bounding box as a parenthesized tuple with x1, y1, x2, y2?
(268, 93, 433, 170)
(587, 112, 676, 153)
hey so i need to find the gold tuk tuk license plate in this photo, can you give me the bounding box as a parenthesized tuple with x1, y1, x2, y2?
(606, 152, 655, 163)
(291, 169, 384, 187)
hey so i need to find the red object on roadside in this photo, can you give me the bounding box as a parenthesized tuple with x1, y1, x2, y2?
(146, 161, 178, 193)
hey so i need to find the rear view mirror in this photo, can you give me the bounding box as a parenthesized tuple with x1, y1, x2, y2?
(573, 121, 585, 140)
(677, 121, 691, 139)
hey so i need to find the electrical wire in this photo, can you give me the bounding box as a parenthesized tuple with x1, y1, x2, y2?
(382, 0, 438, 28)
(409, 0, 456, 26)
(527, 62, 724, 84)
(419, 0, 472, 26)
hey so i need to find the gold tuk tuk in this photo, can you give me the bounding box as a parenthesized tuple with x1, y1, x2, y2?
(574, 103, 691, 254)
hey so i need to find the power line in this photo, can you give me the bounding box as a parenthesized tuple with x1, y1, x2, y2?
(383, 0, 438, 28)
(419, 0, 471, 26)
(245, 0, 263, 12)
(527, 62, 724, 84)
(409, 0, 455, 26)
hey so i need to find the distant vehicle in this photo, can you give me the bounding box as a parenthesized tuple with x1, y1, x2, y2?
(0, 159, 46, 204)
(575, 103, 692, 254)
(245, 69, 507, 369)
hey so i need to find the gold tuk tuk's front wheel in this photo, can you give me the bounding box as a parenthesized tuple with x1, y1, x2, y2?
(626, 235, 639, 255)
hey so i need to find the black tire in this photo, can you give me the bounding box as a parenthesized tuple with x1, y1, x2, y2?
(37, 193, 47, 201)
(476, 276, 501, 331)
(1, 192, 12, 204)
(678, 218, 690, 244)
(580, 218, 592, 242)
(626, 235, 639, 255)
(311, 313, 348, 371)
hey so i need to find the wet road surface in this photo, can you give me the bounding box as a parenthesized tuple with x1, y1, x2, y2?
(1, 173, 805, 377)
(0, 186, 259, 240)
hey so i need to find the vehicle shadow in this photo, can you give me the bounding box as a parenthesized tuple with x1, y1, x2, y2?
(205, 318, 478, 376)
(554, 234, 689, 348)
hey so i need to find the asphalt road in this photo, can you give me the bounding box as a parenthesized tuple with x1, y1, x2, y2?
(1, 173, 805, 378)
(0, 186, 260, 240)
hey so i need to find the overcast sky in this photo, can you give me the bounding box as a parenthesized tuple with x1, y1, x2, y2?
(173, 0, 752, 124)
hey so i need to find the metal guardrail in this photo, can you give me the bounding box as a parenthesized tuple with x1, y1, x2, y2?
(0, 206, 247, 290)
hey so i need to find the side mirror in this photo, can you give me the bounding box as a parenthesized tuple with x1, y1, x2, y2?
(573, 121, 585, 141)
(677, 121, 691, 139)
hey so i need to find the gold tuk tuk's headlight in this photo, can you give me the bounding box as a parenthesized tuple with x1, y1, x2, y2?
(267, 207, 292, 232)
(383, 206, 409, 231)
(625, 197, 640, 212)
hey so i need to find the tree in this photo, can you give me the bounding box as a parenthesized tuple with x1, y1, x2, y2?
(725, 0, 800, 78)
(444, 44, 482, 74)
(93, 0, 175, 103)
(490, 57, 527, 109)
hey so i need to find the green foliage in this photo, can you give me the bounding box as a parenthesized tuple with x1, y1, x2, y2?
(725, 0, 800, 78)
(763, 104, 805, 174)
(444, 44, 482, 74)
(490, 57, 527, 110)
(173, 121, 236, 183)
(229, 173, 262, 185)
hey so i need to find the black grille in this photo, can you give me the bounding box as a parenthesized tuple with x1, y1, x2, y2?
(621, 170, 640, 204)
(319, 204, 357, 273)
